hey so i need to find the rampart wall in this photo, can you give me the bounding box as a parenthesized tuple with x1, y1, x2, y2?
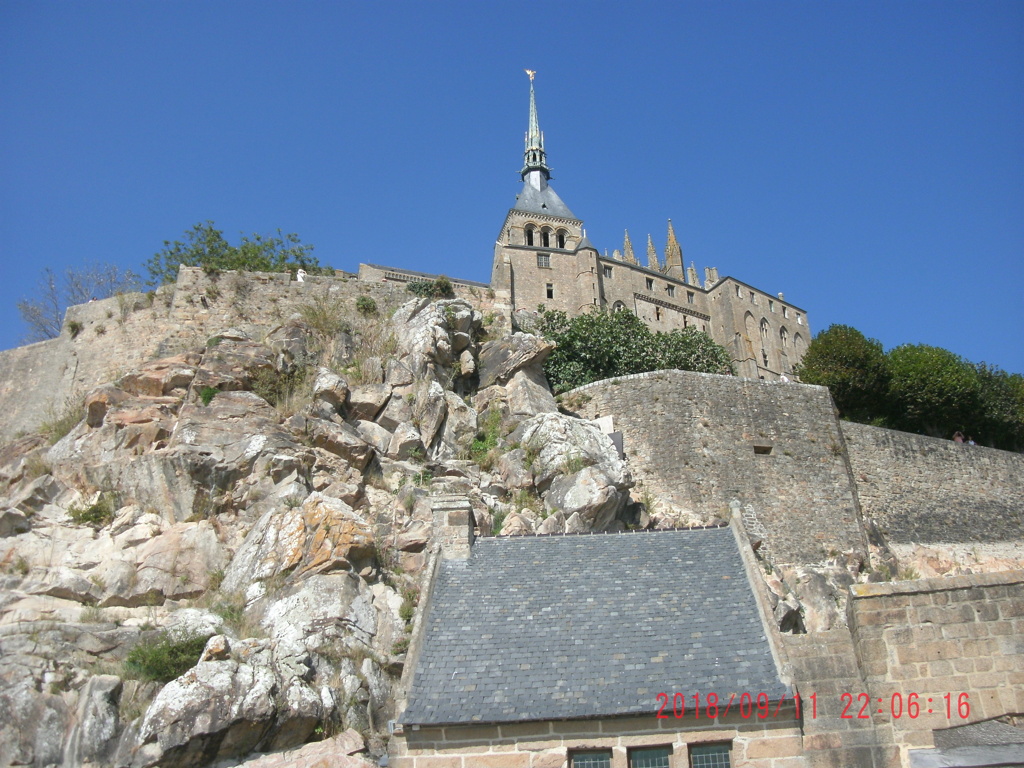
(0, 266, 504, 444)
(843, 422, 1024, 545)
(565, 370, 870, 566)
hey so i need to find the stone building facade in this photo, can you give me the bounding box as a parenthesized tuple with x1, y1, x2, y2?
(487, 76, 810, 380)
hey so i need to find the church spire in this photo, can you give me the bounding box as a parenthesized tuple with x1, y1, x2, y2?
(521, 70, 551, 182)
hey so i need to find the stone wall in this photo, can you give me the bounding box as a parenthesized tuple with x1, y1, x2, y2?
(843, 422, 1024, 545)
(566, 370, 870, 566)
(390, 712, 806, 768)
(846, 571, 1024, 761)
(0, 267, 447, 443)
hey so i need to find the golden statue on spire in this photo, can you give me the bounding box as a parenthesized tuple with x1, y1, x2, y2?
(525, 69, 536, 81)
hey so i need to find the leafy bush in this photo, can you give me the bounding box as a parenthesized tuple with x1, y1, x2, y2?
(199, 386, 219, 406)
(355, 295, 378, 315)
(796, 324, 890, 422)
(67, 320, 83, 338)
(537, 308, 733, 393)
(146, 221, 321, 286)
(406, 276, 455, 299)
(68, 491, 118, 528)
(298, 294, 351, 340)
(123, 632, 211, 683)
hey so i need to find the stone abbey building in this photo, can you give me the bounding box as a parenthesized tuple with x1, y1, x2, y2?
(366, 75, 811, 381)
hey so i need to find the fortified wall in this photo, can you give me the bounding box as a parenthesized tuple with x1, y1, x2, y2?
(0, 266, 501, 444)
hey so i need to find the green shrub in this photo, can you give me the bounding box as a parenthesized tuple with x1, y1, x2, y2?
(68, 491, 118, 528)
(406, 276, 455, 299)
(67, 320, 83, 338)
(124, 632, 211, 683)
(391, 636, 410, 655)
(199, 386, 219, 406)
(355, 295, 378, 315)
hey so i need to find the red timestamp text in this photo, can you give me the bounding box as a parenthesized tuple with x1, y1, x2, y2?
(655, 692, 816, 720)
(840, 692, 971, 720)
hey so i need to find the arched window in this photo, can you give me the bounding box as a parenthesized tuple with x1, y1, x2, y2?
(760, 318, 770, 339)
(780, 327, 789, 347)
(525, 226, 535, 246)
(612, 301, 626, 312)
(541, 227, 552, 248)
(794, 333, 805, 355)
(556, 229, 568, 249)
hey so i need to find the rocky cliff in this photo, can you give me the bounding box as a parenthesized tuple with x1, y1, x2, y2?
(0, 289, 639, 767)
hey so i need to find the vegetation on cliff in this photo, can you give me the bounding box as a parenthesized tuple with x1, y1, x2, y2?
(145, 221, 323, 286)
(798, 324, 1024, 450)
(537, 307, 734, 393)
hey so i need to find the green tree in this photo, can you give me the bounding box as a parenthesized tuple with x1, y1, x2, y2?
(886, 344, 982, 437)
(17, 263, 141, 342)
(974, 364, 1024, 450)
(145, 221, 320, 286)
(538, 308, 732, 393)
(795, 324, 890, 422)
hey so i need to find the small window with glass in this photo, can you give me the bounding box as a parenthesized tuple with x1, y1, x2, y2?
(687, 291, 694, 304)
(646, 278, 654, 290)
(546, 284, 554, 299)
(603, 265, 613, 278)
(666, 285, 675, 297)
(571, 750, 612, 768)
(537, 253, 551, 268)
(629, 745, 671, 768)
(689, 742, 731, 768)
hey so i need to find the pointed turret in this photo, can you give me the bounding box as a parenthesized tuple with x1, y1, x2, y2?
(623, 230, 638, 265)
(646, 234, 660, 271)
(521, 71, 550, 182)
(688, 261, 702, 288)
(664, 219, 684, 279)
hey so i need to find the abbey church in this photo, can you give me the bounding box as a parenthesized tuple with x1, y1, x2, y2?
(363, 74, 810, 380)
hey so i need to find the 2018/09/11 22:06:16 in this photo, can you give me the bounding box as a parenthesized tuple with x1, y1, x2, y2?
(654, 692, 971, 721)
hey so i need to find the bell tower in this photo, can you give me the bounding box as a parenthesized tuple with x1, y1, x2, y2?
(491, 72, 596, 316)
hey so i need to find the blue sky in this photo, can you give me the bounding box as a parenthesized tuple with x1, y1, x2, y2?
(2, 1, 1022, 373)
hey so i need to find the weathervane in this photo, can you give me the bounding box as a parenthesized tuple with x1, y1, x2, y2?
(525, 69, 536, 81)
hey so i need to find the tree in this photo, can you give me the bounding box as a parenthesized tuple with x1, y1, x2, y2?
(538, 307, 733, 393)
(795, 325, 890, 422)
(886, 344, 982, 437)
(17, 263, 141, 342)
(974, 364, 1024, 450)
(145, 221, 321, 286)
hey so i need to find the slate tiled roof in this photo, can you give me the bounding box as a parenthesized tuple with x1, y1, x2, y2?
(401, 527, 789, 726)
(512, 182, 577, 220)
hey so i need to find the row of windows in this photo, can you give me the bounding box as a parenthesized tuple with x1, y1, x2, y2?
(525, 225, 569, 249)
(735, 285, 802, 324)
(600, 267, 696, 304)
(571, 742, 730, 767)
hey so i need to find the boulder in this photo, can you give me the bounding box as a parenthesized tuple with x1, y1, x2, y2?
(478, 333, 555, 389)
(0, 508, 30, 537)
(191, 338, 277, 393)
(387, 423, 424, 461)
(505, 367, 558, 417)
(515, 412, 631, 493)
(311, 368, 348, 411)
(544, 465, 631, 533)
(353, 420, 393, 455)
(346, 385, 391, 422)
(221, 493, 375, 594)
(377, 394, 413, 432)
(413, 381, 448, 448)
(117, 354, 200, 398)
(306, 418, 375, 471)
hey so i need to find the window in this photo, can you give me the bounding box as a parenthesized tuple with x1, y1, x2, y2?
(525, 226, 535, 246)
(690, 743, 731, 767)
(736, 285, 743, 298)
(768, 299, 775, 312)
(760, 318, 770, 338)
(541, 228, 551, 247)
(750, 291, 756, 303)
(629, 746, 671, 767)
(546, 284, 554, 299)
(687, 291, 694, 304)
(783, 307, 789, 318)
(571, 751, 612, 768)
(537, 253, 550, 268)
(613, 301, 627, 312)
(655, 307, 661, 320)
(666, 285, 675, 297)
(646, 278, 654, 290)
(797, 313, 803, 325)
(780, 327, 788, 347)
(603, 265, 613, 278)
(556, 229, 567, 249)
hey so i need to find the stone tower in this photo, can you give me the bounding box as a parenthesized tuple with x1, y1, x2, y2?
(490, 73, 599, 316)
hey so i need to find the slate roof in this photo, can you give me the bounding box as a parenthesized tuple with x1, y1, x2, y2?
(512, 182, 577, 220)
(401, 527, 789, 726)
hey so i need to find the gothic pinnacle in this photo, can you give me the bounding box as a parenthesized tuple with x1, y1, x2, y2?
(646, 234, 660, 271)
(623, 230, 638, 265)
(521, 70, 550, 181)
(664, 218, 684, 279)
